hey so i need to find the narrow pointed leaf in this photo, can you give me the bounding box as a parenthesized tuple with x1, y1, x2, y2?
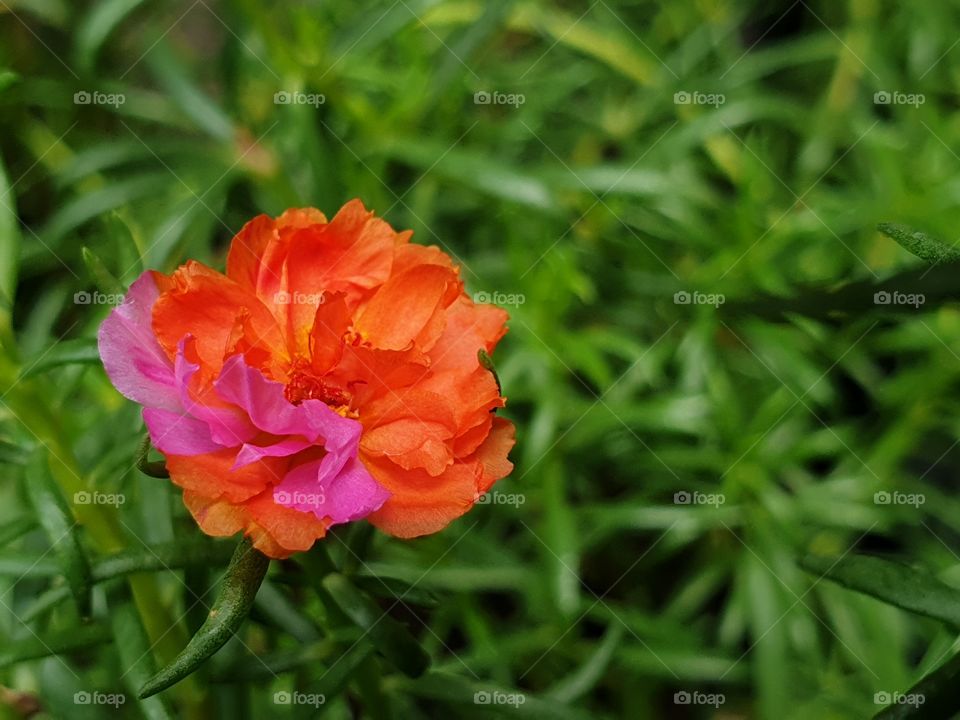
(110, 599, 176, 720)
(321, 572, 430, 678)
(800, 554, 960, 628)
(0, 152, 18, 319)
(0, 516, 36, 547)
(138, 538, 270, 698)
(878, 223, 960, 265)
(19, 337, 100, 379)
(873, 651, 960, 719)
(26, 449, 94, 617)
(74, 0, 148, 73)
(312, 641, 375, 703)
(0, 625, 111, 668)
(81, 246, 124, 295)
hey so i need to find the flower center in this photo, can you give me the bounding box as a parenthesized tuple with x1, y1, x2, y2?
(284, 362, 354, 416)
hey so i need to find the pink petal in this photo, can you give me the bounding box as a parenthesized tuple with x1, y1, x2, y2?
(274, 455, 389, 524)
(233, 437, 314, 469)
(214, 354, 361, 447)
(143, 407, 224, 455)
(174, 338, 258, 447)
(98, 273, 179, 411)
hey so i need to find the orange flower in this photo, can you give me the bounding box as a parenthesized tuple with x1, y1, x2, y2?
(99, 200, 514, 558)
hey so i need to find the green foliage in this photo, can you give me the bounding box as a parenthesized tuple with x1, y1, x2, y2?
(3, 0, 960, 718)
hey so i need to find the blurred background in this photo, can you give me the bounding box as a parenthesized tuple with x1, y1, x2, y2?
(2, 0, 960, 717)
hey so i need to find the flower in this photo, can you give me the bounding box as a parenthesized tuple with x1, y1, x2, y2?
(98, 200, 515, 558)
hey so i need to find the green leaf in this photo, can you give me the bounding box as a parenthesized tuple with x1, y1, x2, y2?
(353, 575, 440, 609)
(0, 625, 111, 668)
(873, 651, 960, 719)
(18, 539, 235, 623)
(25, 449, 94, 618)
(321, 572, 430, 678)
(391, 671, 594, 720)
(110, 598, 176, 720)
(145, 40, 234, 141)
(878, 223, 960, 265)
(81, 246, 123, 295)
(74, 0, 148, 73)
(0, 151, 19, 348)
(19, 337, 100, 379)
(723, 259, 960, 322)
(138, 538, 270, 698)
(800, 554, 960, 628)
(312, 642, 375, 704)
(0, 515, 36, 547)
(136, 434, 169, 478)
(546, 623, 623, 702)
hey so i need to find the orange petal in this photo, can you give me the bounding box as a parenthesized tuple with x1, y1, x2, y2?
(360, 389, 456, 476)
(152, 261, 285, 376)
(364, 457, 479, 538)
(182, 489, 329, 559)
(286, 199, 398, 313)
(354, 264, 461, 351)
(475, 416, 516, 494)
(428, 296, 508, 374)
(166, 448, 286, 503)
(309, 291, 351, 375)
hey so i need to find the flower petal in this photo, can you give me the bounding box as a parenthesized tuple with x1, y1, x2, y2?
(98, 272, 178, 411)
(273, 455, 389, 524)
